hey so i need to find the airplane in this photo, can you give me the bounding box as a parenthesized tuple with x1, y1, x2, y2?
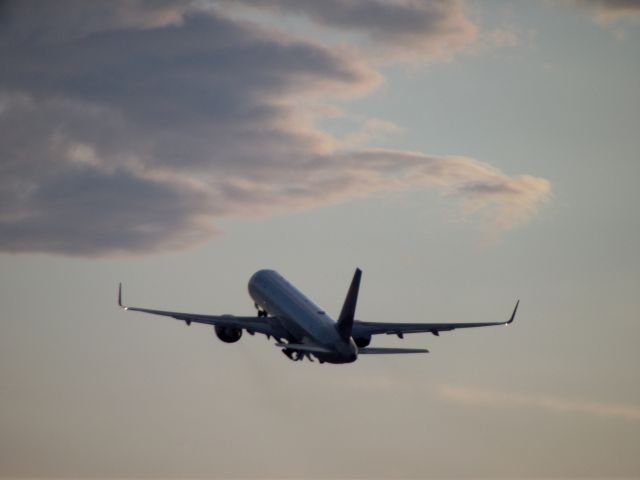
(118, 268, 518, 364)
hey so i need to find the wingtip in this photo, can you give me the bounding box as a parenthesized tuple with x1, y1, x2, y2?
(117, 282, 126, 309)
(506, 299, 519, 324)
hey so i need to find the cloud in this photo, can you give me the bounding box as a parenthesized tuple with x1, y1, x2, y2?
(438, 384, 640, 421)
(0, 0, 190, 45)
(328, 151, 551, 231)
(218, 0, 478, 62)
(339, 118, 402, 149)
(0, 1, 550, 256)
(554, 0, 640, 22)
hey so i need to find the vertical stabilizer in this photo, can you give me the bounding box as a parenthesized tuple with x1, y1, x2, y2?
(337, 268, 362, 340)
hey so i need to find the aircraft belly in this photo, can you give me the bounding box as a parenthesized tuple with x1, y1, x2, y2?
(248, 269, 351, 359)
(250, 271, 334, 344)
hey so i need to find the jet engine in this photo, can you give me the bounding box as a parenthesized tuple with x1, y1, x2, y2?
(353, 335, 371, 348)
(215, 325, 243, 343)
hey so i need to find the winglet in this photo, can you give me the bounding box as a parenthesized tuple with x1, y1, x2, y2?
(506, 299, 519, 325)
(118, 283, 127, 310)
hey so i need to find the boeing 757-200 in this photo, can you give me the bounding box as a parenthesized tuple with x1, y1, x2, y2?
(118, 269, 518, 364)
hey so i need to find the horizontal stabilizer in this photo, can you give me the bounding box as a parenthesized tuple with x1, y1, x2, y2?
(358, 347, 429, 354)
(275, 343, 333, 354)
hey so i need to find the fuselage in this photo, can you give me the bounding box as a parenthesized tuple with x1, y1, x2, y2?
(248, 269, 357, 363)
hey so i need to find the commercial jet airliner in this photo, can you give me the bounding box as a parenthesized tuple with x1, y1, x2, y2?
(118, 269, 518, 364)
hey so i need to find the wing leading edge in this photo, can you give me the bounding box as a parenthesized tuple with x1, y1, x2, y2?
(117, 283, 286, 339)
(352, 300, 519, 338)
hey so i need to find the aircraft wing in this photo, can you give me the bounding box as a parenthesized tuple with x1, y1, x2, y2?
(117, 284, 287, 339)
(352, 300, 519, 338)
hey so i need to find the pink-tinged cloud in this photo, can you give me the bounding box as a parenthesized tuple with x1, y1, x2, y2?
(0, 1, 551, 256)
(438, 384, 640, 421)
(554, 0, 640, 21)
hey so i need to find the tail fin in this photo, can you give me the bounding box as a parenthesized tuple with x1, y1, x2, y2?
(337, 268, 362, 340)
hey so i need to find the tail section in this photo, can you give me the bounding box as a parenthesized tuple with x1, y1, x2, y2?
(337, 268, 362, 340)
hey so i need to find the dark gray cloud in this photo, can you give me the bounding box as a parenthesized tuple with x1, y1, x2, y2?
(0, 0, 186, 43)
(219, 0, 478, 61)
(0, 1, 550, 256)
(0, 94, 218, 255)
(0, 168, 216, 256)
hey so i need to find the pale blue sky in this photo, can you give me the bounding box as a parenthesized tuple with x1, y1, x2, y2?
(1, 1, 639, 478)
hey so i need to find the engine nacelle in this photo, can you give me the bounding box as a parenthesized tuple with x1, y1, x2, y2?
(215, 325, 243, 343)
(353, 336, 371, 348)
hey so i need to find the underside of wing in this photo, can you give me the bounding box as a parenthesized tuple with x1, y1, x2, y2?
(117, 283, 287, 339)
(352, 300, 519, 338)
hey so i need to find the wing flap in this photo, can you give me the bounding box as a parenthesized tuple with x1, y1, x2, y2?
(353, 300, 519, 337)
(274, 343, 333, 354)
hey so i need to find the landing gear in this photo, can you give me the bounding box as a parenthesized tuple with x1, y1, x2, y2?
(281, 348, 310, 362)
(282, 348, 299, 361)
(254, 303, 268, 318)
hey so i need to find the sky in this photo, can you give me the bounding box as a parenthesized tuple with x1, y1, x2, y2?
(0, 0, 639, 478)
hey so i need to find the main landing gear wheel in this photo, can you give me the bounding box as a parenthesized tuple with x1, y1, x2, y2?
(254, 303, 268, 317)
(281, 348, 306, 361)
